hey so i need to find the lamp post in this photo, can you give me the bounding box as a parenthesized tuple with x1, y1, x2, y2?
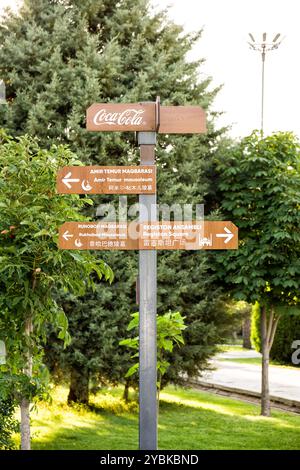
(248, 33, 283, 136)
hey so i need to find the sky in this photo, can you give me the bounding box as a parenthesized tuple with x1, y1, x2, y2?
(1, 0, 300, 139)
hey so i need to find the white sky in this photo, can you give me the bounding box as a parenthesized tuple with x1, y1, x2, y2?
(1, 0, 300, 139)
(154, 0, 300, 139)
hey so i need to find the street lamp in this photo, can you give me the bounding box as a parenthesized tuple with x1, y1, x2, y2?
(248, 32, 283, 135)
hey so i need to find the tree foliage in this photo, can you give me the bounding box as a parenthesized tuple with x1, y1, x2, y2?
(44, 251, 136, 403)
(0, 131, 113, 402)
(120, 310, 186, 384)
(215, 131, 300, 307)
(0, 398, 19, 450)
(0, 0, 216, 159)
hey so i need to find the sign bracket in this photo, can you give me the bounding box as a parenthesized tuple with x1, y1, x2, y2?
(155, 96, 160, 133)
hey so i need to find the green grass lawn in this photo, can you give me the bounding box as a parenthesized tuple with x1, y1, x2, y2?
(14, 385, 300, 450)
(219, 357, 263, 365)
(218, 344, 245, 353)
(219, 356, 299, 369)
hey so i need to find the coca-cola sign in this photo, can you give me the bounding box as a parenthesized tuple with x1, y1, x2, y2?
(87, 103, 156, 132)
(93, 108, 145, 127)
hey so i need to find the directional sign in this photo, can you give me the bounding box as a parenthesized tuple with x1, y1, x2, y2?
(57, 166, 156, 194)
(59, 222, 139, 250)
(59, 221, 238, 250)
(86, 102, 206, 134)
(159, 106, 206, 134)
(139, 221, 238, 250)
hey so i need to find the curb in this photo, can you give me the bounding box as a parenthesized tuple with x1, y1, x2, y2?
(188, 378, 300, 412)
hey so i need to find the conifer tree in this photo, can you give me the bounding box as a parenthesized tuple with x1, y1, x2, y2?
(0, 0, 230, 402)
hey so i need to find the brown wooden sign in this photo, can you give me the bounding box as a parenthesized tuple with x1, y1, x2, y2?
(159, 106, 206, 134)
(139, 221, 238, 250)
(86, 103, 156, 132)
(57, 166, 156, 194)
(86, 102, 206, 134)
(59, 222, 139, 250)
(59, 221, 238, 250)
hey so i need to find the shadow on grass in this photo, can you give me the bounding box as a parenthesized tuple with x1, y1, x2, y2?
(33, 412, 139, 450)
(87, 401, 138, 417)
(32, 392, 300, 450)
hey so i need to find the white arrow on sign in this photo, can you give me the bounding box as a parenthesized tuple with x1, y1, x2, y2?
(63, 230, 74, 241)
(216, 226, 234, 244)
(62, 172, 80, 189)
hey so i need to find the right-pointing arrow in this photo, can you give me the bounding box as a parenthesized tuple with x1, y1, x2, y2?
(216, 226, 234, 244)
(63, 230, 74, 242)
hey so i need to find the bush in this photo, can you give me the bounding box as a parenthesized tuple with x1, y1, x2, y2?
(270, 315, 300, 365)
(251, 303, 300, 365)
(251, 302, 261, 352)
(0, 398, 18, 450)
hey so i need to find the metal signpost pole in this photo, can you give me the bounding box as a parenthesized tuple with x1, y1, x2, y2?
(138, 130, 157, 450)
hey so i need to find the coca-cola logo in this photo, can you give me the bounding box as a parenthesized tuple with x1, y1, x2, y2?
(93, 108, 145, 127)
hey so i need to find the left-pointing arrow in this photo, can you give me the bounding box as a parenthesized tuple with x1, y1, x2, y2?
(63, 230, 74, 241)
(62, 172, 80, 189)
(216, 226, 234, 244)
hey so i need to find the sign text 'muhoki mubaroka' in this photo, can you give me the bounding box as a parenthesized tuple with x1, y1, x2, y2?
(59, 221, 238, 250)
(57, 166, 156, 194)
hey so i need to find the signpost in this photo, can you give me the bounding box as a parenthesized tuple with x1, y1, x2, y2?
(59, 221, 238, 251)
(57, 97, 238, 451)
(57, 166, 156, 194)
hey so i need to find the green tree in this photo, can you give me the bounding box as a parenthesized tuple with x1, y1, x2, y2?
(0, 131, 113, 449)
(215, 131, 300, 416)
(44, 251, 136, 404)
(120, 310, 186, 403)
(0, 0, 231, 402)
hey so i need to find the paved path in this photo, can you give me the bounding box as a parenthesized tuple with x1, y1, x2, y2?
(197, 349, 300, 404)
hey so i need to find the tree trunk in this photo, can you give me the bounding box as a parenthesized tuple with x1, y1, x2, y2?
(260, 305, 281, 417)
(20, 316, 33, 450)
(123, 381, 130, 402)
(261, 306, 270, 416)
(20, 397, 31, 450)
(68, 367, 89, 405)
(242, 312, 252, 349)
